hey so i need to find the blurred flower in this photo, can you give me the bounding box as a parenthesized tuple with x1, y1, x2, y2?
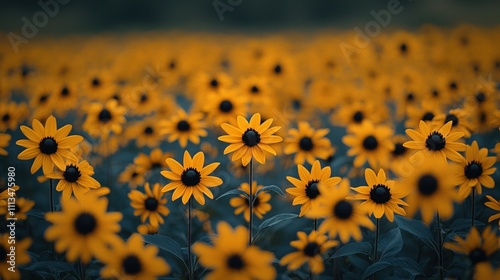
(388, 135, 412, 176)
(286, 160, 341, 217)
(0, 133, 11, 155)
(137, 223, 160, 235)
(475, 263, 500, 279)
(485, 195, 500, 226)
(0, 185, 19, 207)
(0, 101, 28, 131)
(100, 234, 170, 279)
(125, 88, 161, 116)
(160, 108, 207, 148)
(45, 194, 122, 263)
(51, 82, 79, 116)
(161, 151, 222, 205)
(129, 183, 169, 227)
(193, 221, 276, 280)
(0, 197, 34, 221)
(444, 227, 498, 265)
(83, 99, 126, 140)
(432, 108, 473, 138)
(280, 230, 338, 275)
(405, 101, 442, 129)
(0, 234, 31, 280)
(119, 164, 146, 189)
(134, 148, 171, 178)
(17, 115, 82, 175)
(202, 88, 247, 127)
(218, 113, 282, 166)
(230, 181, 272, 222)
(125, 118, 163, 148)
(46, 160, 101, 201)
(284, 122, 333, 165)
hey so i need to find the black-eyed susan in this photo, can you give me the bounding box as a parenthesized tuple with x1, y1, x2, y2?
(0, 133, 10, 155)
(44, 194, 122, 263)
(137, 223, 160, 235)
(230, 181, 272, 222)
(129, 183, 169, 227)
(202, 88, 247, 126)
(306, 179, 375, 243)
(192, 221, 276, 280)
(134, 148, 171, 177)
(16, 115, 82, 175)
(280, 230, 338, 275)
(0, 197, 35, 221)
(286, 160, 341, 217)
(238, 76, 275, 110)
(82, 99, 126, 140)
(0, 101, 28, 131)
(0, 235, 31, 280)
(342, 121, 394, 169)
(284, 122, 333, 165)
(218, 113, 282, 166)
(0, 185, 19, 207)
(119, 164, 146, 189)
(332, 99, 384, 128)
(350, 168, 408, 222)
(160, 108, 207, 148)
(161, 151, 223, 205)
(402, 158, 459, 224)
(52, 82, 79, 116)
(433, 108, 473, 138)
(451, 141, 496, 200)
(444, 226, 499, 265)
(405, 100, 443, 129)
(475, 263, 500, 280)
(125, 118, 163, 148)
(404, 120, 467, 163)
(125, 87, 161, 116)
(388, 135, 412, 175)
(99, 234, 170, 280)
(485, 195, 500, 226)
(46, 160, 101, 201)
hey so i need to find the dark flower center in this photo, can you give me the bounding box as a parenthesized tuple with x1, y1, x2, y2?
(370, 184, 392, 204)
(250, 85, 260, 93)
(131, 172, 139, 178)
(392, 143, 407, 157)
(210, 79, 219, 88)
(140, 93, 148, 103)
(0, 245, 7, 262)
(362, 135, 378, 151)
(299, 136, 314, 151)
(273, 64, 282, 74)
(91, 77, 101, 87)
(13, 204, 20, 213)
(305, 180, 320, 199)
(40, 94, 49, 103)
(123, 255, 142, 275)
(406, 92, 415, 102)
(253, 196, 260, 207)
(303, 242, 320, 257)
(181, 168, 201, 186)
(400, 43, 408, 53)
(112, 94, 121, 102)
(445, 114, 459, 126)
(353, 111, 364, 123)
(292, 99, 301, 110)
(98, 109, 112, 123)
(464, 161, 483, 179)
(334, 200, 353, 220)
(227, 254, 245, 270)
(151, 162, 162, 169)
(144, 197, 159, 211)
(449, 81, 457, 90)
(219, 100, 233, 113)
(479, 111, 487, 123)
(74, 213, 97, 235)
(144, 126, 154, 135)
(469, 248, 487, 264)
(61, 86, 70, 96)
(418, 174, 438, 196)
(63, 164, 81, 183)
(432, 89, 439, 97)
(425, 132, 446, 151)
(168, 61, 176, 70)
(475, 92, 486, 103)
(242, 128, 261, 147)
(39, 137, 58, 154)
(177, 120, 191, 132)
(422, 112, 435, 121)
(2, 113, 10, 122)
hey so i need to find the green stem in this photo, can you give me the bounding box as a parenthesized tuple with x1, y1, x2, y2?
(49, 179, 55, 259)
(248, 159, 253, 245)
(314, 218, 318, 231)
(188, 198, 193, 280)
(471, 188, 476, 228)
(374, 218, 380, 262)
(78, 260, 85, 280)
(437, 213, 443, 280)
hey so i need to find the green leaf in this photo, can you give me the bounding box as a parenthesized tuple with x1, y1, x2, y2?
(257, 213, 298, 231)
(450, 219, 485, 232)
(255, 185, 285, 198)
(379, 228, 403, 259)
(331, 241, 372, 259)
(24, 261, 76, 274)
(387, 256, 424, 276)
(395, 216, 439, 255)
(142, 234, 187, 267)
(362, 261, 392, 279)
(27, 209, 47, 220)
(216, 189, 249, 200)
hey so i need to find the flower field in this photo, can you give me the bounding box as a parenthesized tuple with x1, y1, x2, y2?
(1, 25, 500, 279)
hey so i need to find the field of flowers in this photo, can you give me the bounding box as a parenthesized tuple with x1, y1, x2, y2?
(1, 25, 500, 279)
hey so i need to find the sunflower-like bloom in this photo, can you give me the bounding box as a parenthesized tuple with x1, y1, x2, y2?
(0, 185, 19, 207)
(404, 120, 466, 163)
(475, 263, 500, 280)
(485, 195, 500, 226)
(0, 197, 34, 221)
(46, 160, 101, 201)
(82, 99, 126, 140)
(160, 108, 207, 148)
(350, 168, 408, 222)
(280, 230, 338, 275)
(402, 158, 460, 224)
(284, 121, 333, 165)
(0, 133, 11, 155)
(450, 141, 496, 200)
(202, 88, 247, 126)
(16, 115, 82, 175)
(0, 235, 31, 280)
(45, 194, 123, 263)
(134, 148, 171, 175)
(129, 183, 169, 227)
(306, 179, 374, 243)
(444, 227, 499, 265)
(218, 113, 282, 166)
(193, 221, 276, 280)
(342, 121, 394, 168)
(137, 223, 160, 235)
(286, 160, 341, 217)
(230, 181, 272, 222)
(100, 234, 170, 280)
(119, 164, 146, 189)
(161, 151, 223, 205)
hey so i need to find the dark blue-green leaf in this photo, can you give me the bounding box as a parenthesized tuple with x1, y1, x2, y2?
(387, 256, 424, 276)
(379, 228, 403, 259)
(395, 216, 439, 255)
(331, 241, 372, 259)
(142, 234, 186, 267)
(216, 189, 249, 200)
(257, 213, 298, 232)
(362, 261, 392, 279)
(255, 185, 285, 198)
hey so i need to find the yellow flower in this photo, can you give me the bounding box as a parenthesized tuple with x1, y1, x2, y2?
(444, 227, 499, 265)
(475, 263, 500, 280)
(280, 230, 338, 275)
(161, 151, 223, 205)
(230, 181, 272, 222)
(485, 195, 500, 226)
(0, 101, 28, 131)
(46, 160, 101, 201)
(0, 197, 35, 221)
(134, 148, 171, 176)
(0, 235, 31, 280)
(201, 88, 247, 127)
(160, 108, 207, 148)
(218, 113, 282, 166)
(284, 122, 333, 165)
(119, 164, 146, 189)
(16, 115, 82, 175)
(137, 223, 160, 235)
(82, 99, 126, 140)
(193, 221, 276, 280)
(99, 234, 170, 280)
(0, 133, 11, 155)
(129, 183, 169, 227)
